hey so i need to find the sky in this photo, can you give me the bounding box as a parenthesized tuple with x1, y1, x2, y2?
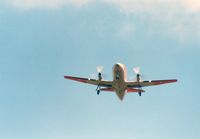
(0, 0, 200, 139)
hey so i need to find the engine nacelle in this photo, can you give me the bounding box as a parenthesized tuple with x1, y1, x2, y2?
(98, 72, 102, 81)
(136, 74, 140, 82)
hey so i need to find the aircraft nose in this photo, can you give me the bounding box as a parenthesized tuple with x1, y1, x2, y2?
(116, 64, 120, 67)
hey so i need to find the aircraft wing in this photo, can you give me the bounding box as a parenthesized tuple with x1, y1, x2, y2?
(126, 79, 177, 88)
(64, 76, 113, 87)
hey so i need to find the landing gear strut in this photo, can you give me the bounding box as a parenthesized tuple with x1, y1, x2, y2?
(96, 85, 100, 95)
(98, 73, 102, 81)
(96, 72, 102, 95)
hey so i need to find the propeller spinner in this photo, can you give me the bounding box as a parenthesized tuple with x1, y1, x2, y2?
(96, 66, 104, 73)
(96, 66, 104, 81)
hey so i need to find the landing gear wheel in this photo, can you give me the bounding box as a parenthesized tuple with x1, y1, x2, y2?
(97, 90, 100, 95)
(139, 92, 141, 96)
(96, 85, 100, 95)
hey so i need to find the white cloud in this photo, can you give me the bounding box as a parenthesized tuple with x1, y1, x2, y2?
(103, 0, 200, 42)
(9, 0, 93, 9)
(183, 0, 200, 13)
(8, 0, 200, 16)
(6, 0, 200, 42)
(103, 0, 200, 14)
(10, 0, 199, 12)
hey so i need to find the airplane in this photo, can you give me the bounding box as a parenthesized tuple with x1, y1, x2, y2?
(64, 63, 177, 101)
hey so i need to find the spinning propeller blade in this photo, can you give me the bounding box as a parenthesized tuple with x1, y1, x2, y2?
(133, 67, 141, 74)
(90, 66, 106, 79)
(97, 66, 104, 73)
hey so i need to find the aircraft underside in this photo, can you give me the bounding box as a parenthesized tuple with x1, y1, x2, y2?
(64, 63, 177, 101)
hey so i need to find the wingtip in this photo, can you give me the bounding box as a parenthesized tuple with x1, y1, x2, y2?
(64, 75, 70, 78)
(168, 79, 178, 83)
(174, 79, 178, 82)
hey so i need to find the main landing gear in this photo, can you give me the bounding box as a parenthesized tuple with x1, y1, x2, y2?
(97, 90, 100, 95)
(96, 86, 100, 95)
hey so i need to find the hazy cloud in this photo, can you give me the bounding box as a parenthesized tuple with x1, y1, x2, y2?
(183, 0, 200, 13)
(6, 0, 200, 42)
(10, 0, 200, 12)
(103, 0, 200, 14)
(103, 0, 200, 42)
(9, 0, 93, 9)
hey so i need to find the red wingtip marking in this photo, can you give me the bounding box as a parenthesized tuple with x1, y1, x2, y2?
(153, 79, 177, 85)
(64, 76, 87, 83)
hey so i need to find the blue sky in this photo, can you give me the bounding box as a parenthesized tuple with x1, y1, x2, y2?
(0, 0, 200, 139)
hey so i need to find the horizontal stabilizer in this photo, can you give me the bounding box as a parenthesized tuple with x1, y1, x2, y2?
(127, 88, 145, 93)
(100, 87, 115, 92)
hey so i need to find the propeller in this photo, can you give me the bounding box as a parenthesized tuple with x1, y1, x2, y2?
(133, 67, 141, 74)
(97, 66, 104, 81)
(133, 67, 143, 82)
(96, 66, 104, 73)
(89, 66, 105, 80)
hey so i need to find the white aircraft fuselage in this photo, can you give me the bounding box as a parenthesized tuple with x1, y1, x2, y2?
(112, 63, 127, 100)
